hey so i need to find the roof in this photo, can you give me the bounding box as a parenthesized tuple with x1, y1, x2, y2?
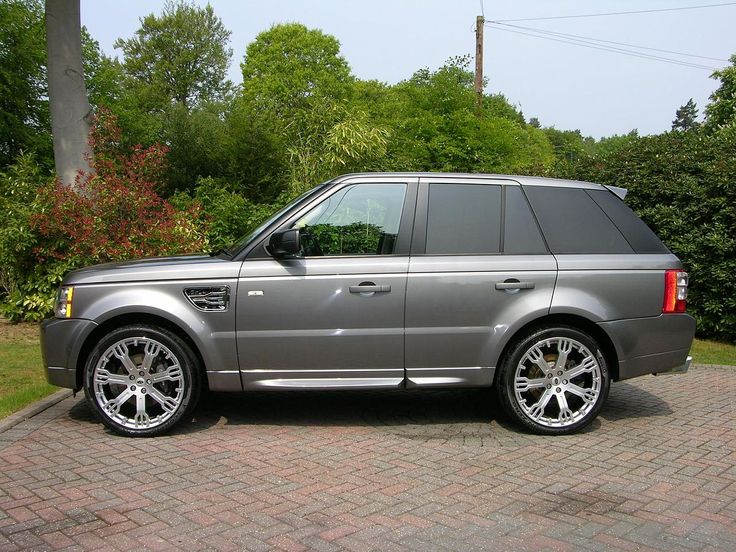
(334, 172, 606, 190)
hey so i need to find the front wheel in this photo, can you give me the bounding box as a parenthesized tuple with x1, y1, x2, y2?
(83, 325, 201, 437)
(496, 326, 610, 435)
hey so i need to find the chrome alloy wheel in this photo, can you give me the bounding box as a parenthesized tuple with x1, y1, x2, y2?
(514, 337, 602, 428)
(92, 337, 185, 430)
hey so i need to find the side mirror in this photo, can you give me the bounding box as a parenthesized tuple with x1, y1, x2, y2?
(268, 228, 301, 258)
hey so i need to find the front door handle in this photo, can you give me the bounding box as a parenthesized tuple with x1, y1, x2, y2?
(495, 280, 535, 290)
(349, 282, 391, 293)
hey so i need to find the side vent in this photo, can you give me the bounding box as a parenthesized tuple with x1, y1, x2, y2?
(184, 286, 230, 312)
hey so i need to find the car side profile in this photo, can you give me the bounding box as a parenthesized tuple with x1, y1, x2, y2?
(41, 173, 696, 436)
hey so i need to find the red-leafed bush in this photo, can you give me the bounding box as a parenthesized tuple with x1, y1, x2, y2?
(33, 110, 206, 264)
(1, 110, 208, 321)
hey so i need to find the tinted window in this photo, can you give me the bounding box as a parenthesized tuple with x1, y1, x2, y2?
(295, 183, 407, 256)
(587, 190, 669, 254)
(524, 186, 633, 254)
(504, 186, 547, 254)
(426, 184, 501, 254)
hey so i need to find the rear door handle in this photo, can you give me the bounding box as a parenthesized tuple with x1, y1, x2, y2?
(349, 282, 391, 293)
(495, 280, 535, 290)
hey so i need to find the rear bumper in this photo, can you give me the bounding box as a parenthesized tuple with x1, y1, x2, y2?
(598, 314, 696, 381)
(41, 318, 98, 389)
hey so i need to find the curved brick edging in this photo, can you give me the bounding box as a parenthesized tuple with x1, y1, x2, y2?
(0, 389, 72, 434)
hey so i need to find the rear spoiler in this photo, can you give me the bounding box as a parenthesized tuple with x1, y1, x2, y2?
(603, 185, 628, 200)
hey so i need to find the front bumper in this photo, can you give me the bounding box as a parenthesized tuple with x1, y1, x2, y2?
(41, 318, 98, 390)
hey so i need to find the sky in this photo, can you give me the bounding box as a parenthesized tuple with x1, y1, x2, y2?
(80, 0, 736, 139)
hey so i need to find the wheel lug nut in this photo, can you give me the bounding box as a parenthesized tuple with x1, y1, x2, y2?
(146, 379, 152, 385)
(546, 384, 551, 389)
(129, 375, 135, 380)
(556, 387, 561, 393)
(547, 373, 552, 378)
(141, 388, 147, 394)
(130, 385, 136, 391)
(557, 371, 563, 376)
(139, 371, 144, 377)
(563, 380, 568, 384)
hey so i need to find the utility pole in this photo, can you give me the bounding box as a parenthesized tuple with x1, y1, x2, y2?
(475, 15, 484, 114)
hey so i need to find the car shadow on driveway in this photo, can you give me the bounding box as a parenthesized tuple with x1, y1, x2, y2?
(189, 389, 500, 435)
(600, 381, 674, 421)
(67, 382, 673, 438)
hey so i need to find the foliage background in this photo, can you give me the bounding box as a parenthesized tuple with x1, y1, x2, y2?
(1, 0, 735, 341)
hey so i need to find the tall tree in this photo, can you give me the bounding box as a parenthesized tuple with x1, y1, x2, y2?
(0, 0, 50, 168)
(240, 23, 353, 122)
(705, 54, 736, 130)
(114, 0, 232, 111)
(672, 98, 699, 131)
(238, 23, 388, 196)
(45, 0, 92, 187)
(376, 57, 554, 174)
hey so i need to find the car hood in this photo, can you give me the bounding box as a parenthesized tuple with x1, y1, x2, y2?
(63, 254, 241, 285)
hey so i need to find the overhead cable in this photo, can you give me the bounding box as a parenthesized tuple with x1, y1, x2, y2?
(490, 22, 729, 62)
(491, 2, 736, 23)
(485, 23, 719, 70)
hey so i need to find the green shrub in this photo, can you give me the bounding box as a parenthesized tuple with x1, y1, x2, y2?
(0, 153, 54, 321)
(172, 176, 277, 250)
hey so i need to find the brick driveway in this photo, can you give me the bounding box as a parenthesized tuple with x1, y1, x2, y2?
(1, 365, 735, 551)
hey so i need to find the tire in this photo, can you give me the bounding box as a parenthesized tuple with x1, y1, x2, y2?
(83, 324, 201, 437)
(495, 325, 610, 435)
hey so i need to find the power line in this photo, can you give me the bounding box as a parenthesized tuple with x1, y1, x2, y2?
(485, 23, 718, 70)
(492, 2, 736, 23)
(490, 22, 729, 62)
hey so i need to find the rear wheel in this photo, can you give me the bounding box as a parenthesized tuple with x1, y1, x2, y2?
(83, 325, 201, 437)
(496, 326, 610, 435)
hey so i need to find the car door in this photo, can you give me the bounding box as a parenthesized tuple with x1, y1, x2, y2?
(236, 177, 418, 389)
(404, 177, 557, 387)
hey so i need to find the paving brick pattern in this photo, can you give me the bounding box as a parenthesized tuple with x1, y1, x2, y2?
(1, 365, 735, 551)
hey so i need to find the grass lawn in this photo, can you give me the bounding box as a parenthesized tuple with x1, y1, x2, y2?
(690, 338, 736, 366)
(0, 322, 734, 420)
(0, 322, 55, 420)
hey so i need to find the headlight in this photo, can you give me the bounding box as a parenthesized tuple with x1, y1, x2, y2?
(54, 286, 74, 318)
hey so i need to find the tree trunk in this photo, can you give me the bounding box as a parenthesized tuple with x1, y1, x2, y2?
(45, 0, 92, 188)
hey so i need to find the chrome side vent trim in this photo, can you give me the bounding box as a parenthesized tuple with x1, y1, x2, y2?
(184, 286, 230, 312)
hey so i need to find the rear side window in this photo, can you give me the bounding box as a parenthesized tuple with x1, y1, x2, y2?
(426, 184, 501, 254)
(587, 190, 669, 254)
(524, 186, 633, 254)
(504, 186, 547, 254)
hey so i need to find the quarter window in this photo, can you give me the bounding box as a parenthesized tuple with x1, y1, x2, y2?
(295, 183, 407, 256)
(587, 190, 669, 254)
(524, 186, 633, 254)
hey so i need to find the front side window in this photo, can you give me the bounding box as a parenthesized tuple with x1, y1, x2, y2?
(294, 183, 407, 256)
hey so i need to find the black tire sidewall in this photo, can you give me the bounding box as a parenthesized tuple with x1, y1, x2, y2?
(497, 325, 610, 435)
(83, 324, 200, 437)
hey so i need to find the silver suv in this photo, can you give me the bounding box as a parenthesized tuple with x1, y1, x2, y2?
(41, 173, 695, 437)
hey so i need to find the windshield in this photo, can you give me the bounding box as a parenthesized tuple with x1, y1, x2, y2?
(225, 182, 330, 256)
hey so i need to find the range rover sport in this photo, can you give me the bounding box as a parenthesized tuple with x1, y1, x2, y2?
(41, 173, 696, 436)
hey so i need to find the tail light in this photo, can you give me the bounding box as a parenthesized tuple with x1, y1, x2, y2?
(663, 270, 688, 313)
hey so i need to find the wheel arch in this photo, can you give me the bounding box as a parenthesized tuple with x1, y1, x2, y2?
(493, 313, 620, 385)
(74, 312, 209, 391)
